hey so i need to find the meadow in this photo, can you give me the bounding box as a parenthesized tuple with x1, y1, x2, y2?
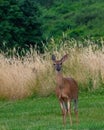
(0, 94, 104, 130)
(0, 39, 104, 129)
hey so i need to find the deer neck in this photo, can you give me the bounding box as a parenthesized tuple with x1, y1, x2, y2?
(56, 71, 64, 88)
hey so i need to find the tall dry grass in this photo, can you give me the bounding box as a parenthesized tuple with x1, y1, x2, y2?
(0, 39, 104, 99)
(0, 51, 55, 99)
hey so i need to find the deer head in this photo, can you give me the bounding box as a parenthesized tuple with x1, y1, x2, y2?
(52, 54, 68, 72)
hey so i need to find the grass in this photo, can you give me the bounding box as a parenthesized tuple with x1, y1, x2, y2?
(0, 94, 104, 130)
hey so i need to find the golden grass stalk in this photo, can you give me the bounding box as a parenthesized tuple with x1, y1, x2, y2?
(0, 39, 104, 99)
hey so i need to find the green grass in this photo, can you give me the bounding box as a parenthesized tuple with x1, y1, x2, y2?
(0, 94, 104, 130)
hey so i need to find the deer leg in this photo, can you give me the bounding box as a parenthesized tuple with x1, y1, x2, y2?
(67, 100, 72, 126)
(74, 99, 78, 123)
(60, 101, 67, 125)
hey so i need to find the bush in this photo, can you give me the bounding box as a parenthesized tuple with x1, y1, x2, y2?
(0, 0, 43, 54)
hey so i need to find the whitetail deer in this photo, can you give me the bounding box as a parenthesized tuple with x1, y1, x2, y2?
(52, 54, 78, 126)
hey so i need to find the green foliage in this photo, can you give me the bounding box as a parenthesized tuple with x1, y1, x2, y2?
(1, 0, 104, 53)
(0, 0, 43, 54)
(40, 0, 104, 40)
(34, 0, 55, 8)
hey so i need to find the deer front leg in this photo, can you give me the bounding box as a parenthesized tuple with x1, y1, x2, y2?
(67, 100, 72, 126)
(59, 100, 67, 125)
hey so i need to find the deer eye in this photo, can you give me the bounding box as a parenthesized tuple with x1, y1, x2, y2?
(53, 63, 56, 66)
(60, 63, 62, 65)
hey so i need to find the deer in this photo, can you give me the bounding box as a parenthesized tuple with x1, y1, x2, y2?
(52, 54, 78, 126)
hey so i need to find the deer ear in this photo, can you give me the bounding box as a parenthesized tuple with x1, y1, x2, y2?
(52, 55, 56, 61)
(61, 54, 68, 62)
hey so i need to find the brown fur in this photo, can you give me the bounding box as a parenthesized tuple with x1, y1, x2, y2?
(55, 77, 78, 100)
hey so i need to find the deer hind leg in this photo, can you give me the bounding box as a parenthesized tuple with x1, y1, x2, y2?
(60, 101, 67, 125)
(74, 99, 78, 123)
(67, 100, 72, 126)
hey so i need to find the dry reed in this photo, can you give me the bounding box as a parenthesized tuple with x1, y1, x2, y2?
(0, 39, 104, 99)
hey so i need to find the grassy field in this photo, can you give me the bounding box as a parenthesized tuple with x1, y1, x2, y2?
(0, 94, 104, 130)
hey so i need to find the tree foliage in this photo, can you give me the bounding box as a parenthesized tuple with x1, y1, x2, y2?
(1, 0, 104, 54)
(0, 0, 43, 54)
(40, 0, 104, 39)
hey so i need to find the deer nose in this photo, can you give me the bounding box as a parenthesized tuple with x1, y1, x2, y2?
(56, 68, 61, 71)
(56, 65, 61, 71)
